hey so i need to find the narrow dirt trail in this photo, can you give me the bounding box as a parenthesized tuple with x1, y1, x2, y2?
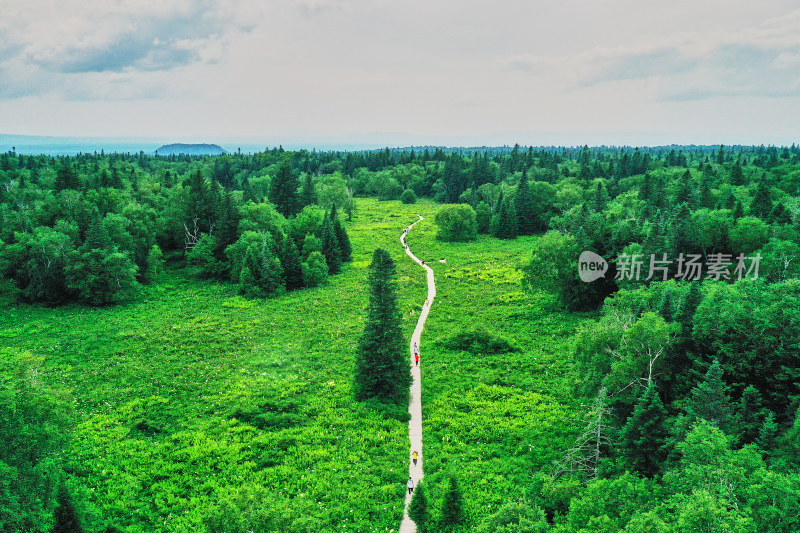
(399, 215, 435, 533)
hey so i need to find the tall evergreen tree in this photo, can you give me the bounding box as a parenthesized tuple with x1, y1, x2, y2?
(440, 476, 464, 528)
(330, 206, 352, 262)
(52, 484, 85, 533)
(187, 170, 214, 233)
(214, 190, 240, 257)
(353, 248, 410, 405)
(321, 212, 342, 274)
(300, 172, 317, 207)
(269, 159, 301, 216)
(491, 193, 518, 240)
(750, 182, 772, 218)
(408, 480, 430, 533)
(686, 359, 733, 430)
(620, 384, 668, 477)
(281, 236, 303, 290)
(55, 162, 79, 192)
(515, 170, 536, 235)
(82, 211, 110, 252)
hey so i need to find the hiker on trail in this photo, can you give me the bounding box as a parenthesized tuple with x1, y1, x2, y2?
(415, 353, 419, 366)
(425, 298, 429, 307)
(412, 451, 418, 465)
(407, 476, 414, 494)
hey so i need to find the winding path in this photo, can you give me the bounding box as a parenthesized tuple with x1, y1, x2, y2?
(399, 215, 435, 533)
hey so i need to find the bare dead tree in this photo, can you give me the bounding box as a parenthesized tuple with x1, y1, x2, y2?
(552, 388, 613, 483)
(183, 218, 213, 250)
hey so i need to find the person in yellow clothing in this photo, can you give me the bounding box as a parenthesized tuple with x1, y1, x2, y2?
(412, 450, 419, 466)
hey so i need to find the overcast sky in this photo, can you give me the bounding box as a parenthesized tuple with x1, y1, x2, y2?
(2, 0, 800, 147)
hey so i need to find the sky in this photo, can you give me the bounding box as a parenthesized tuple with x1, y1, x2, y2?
(2, 0, 800, 148)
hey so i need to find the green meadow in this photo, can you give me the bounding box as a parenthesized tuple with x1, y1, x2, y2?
(1, 198, 585, 532)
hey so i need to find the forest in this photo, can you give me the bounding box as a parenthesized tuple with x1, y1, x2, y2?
(1, 142, 800, 531)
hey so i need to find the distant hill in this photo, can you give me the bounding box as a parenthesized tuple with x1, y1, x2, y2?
(155, 143, 228, 156)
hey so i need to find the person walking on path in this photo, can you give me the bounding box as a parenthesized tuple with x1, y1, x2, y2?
(415, 353, 419, 366)
(407, 477, 414, 495)
(412, 451, 418, 466)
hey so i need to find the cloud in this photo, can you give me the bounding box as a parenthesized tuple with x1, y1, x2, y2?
(502, 9, 800, 100)
(0, 0, 252, 99)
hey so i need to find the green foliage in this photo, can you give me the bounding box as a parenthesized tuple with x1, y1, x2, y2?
(400, 189, 417, 204)
(620, 384, 668, 477)
(440, 475, 464, 529)
(65, 249, 140, 305)
(434, 204, 478, 242)
(353, 248, 410, 405)
(268, 159, 301, 217)
(52, 484, 85, 533)
(301, 250, 328, 287)
(144, 244, 165, 283)
(440, 326, 519, 355)
(408, 480, 430, 532)
(187, 234, 227, 279)
(685, 359, 733, 430)
(475, 502, 549, 533)
(491, 193, 518, 240)
(320, 212, 342, 275)
(474, 201, 491, 234)
(0, 350, 73, 532)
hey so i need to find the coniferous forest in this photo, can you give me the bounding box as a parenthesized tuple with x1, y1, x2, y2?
(2, 143, 800, 531)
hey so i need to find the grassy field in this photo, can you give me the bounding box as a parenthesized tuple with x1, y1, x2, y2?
(1, 198, 593, 531)
(405, 219, 595, 528)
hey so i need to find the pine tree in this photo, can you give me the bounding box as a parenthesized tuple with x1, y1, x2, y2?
(750, 182, 772, 218)
(281, 237, 303, 290)
(300, 173, 317, 207)
(730, 161, 745, 186)
(353, 248, 410, 405)
(756, 410, 779, 458)
(82, 211, 110, 252)
(52, 484, 85, 533)
(408, 480, 430, 533)
(515, 170, 536, 235)
(491, 193, 518, 240)
(258, 243, 285, 297)
(269, 159, 301, 216)
(657, 287, 675, 322)
(321, 213, 342, 274)
(187, 170, 214, 233)
(55, 162, 79, 192)
(440, 476, 464, 528)
(733, 385, 767, 445)
(330, 206, 352, 262)
(732, 200, 744, 220)
(620, 384, 668, 477)
(215, 190, 240, 257)
(686, 359, 732, 430)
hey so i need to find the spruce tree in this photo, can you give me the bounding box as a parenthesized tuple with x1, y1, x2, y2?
(756, 410, 779, 457)
(353, 248, 410, 405)
(300, 173, 317, 207)
(330, 206, 352, 262)
(187, 169, 214, 233)
(491, 192, 518, 240)
(750, 182, 772, 218)
(52, 484, 85, 533)
(82, 211, 111, 252)
(440, 476, 464, 528)
(55, 162, 79, 191)
(733, 385, 767, 444)
(686, 359, 732, 430)
(515, 171, 536, 235)
(620, 384, 668, 477)
(321, 213, 342, 274)
(408, 480, 430, 533)
(214, 190, 240, 257)
(258, 242, 285, 297)
(281, 237, 303, 290)
(269, 159, 300, 216)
